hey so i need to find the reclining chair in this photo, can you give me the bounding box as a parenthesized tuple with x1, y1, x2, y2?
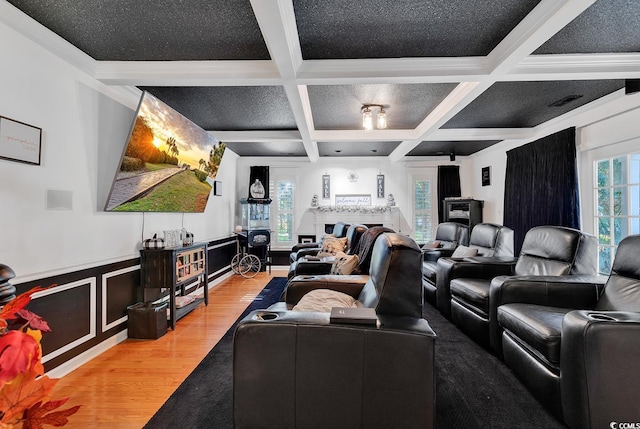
(497, 234, 640, 428)
(421, 222, 469, 305)
(289, 221, 351, 263)
(447, 225, 597, 350)
(287, 224, 368, 279)
(233, 233, 436, 429)
(282, 226, 395, 307)
(426, 223, 512, 308)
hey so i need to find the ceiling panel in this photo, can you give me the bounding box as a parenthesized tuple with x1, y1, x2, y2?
(442, 80, 625, 129)
(6, 0, 269, 60)
(535, 0, 640, 54)
(224, 141, 308, 157)
(318, 141, 401, 157)
(407, 140, 501, 157)
(139, 86, 298, 131)
(293, 0, 541, 59)
(308, 84, 457, 130)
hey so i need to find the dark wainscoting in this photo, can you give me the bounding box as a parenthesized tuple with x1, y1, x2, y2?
(15, 236, 236, 373)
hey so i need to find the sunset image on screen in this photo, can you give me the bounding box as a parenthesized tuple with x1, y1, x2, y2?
(105, 91, 225, 212)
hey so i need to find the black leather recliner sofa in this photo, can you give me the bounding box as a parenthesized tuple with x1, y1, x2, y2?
(429, 223, 513, 311)
(497, 234, 640, 428)
(287, 223, 368, 279)
(421, 222, 469, 305)
(233, 233, 436, 429)
(447, 225, 597, 349)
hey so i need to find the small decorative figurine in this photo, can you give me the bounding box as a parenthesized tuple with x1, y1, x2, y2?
(311, 194, 319, 207)
(387, 193, 396, 206)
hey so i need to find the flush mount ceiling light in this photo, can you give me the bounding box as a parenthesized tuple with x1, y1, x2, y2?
(361, 104, 386, 132)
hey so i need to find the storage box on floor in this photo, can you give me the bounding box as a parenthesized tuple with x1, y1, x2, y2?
(127, 302, 168, 339)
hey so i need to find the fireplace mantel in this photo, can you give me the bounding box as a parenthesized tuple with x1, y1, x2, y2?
(305, 207, 404, 240)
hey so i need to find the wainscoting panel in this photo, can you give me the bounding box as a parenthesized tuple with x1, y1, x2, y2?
(208, 237, 236, 277)
(102, 265, 140, 332)
(14, 237, 235, 373)
(30, 279, 96, 364)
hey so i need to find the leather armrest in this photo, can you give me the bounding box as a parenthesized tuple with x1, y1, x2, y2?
(291, 259, 334, 276)
(488, 274, 605, 352)
(233, 311, 436, 429)
(294, 248, 322, 260)
(291, 242, 321, 252)
(284, 274, 369, 306)
(435, 256, 517, 317)
(561, 310, 640, 429)
(422, 248, 455, 262)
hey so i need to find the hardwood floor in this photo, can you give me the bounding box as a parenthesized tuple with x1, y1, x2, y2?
(51, 268, 287, 429)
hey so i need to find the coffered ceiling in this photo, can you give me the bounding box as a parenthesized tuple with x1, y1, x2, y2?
(2, 0, 640, 160)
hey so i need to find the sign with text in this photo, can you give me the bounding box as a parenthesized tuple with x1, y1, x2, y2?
(335, 194, 372, 206)
(0, 116, 42, 165)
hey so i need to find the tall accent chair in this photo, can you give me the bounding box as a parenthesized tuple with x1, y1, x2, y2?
(448, 225, 597, 349)
(428, 223, 513, 309)
(233, 233, 436, 429)
(287, 224, 368, 279)
(497, 234, 640, 428)
(289, 221, 351, 263)
(421, 222, 469, 305)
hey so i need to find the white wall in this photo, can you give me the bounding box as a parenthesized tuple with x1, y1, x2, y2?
(0, 21, 237, 280)
(234, 156, 473, 247)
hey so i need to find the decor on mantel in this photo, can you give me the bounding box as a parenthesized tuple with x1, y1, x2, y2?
(377, 174, 384, 198)
(310, 194, 319, 207)
(387, 194, 396, 206)
(314, 205, 393, 214)
(322, 175, 330, 199)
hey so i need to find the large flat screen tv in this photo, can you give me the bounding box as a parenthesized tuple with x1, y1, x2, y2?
(105, 91, 225, 212)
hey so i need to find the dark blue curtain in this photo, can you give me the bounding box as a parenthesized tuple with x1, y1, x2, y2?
(437, 165, 461, 223)
(504, 127, 580, 254)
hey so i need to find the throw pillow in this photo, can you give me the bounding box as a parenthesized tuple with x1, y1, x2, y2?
(421, 240, 441, 250)
(451, 245, 478, 258)
(316, 236, 347, 258)
(329, 251, 359, 275)
(292, 289, 359, 312)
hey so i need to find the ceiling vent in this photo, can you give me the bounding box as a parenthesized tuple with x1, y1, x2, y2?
(548, 94, 583, 108)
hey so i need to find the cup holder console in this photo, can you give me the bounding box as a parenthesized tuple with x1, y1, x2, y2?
(587, 313, 617, 321)
(254, 311, 279, 321)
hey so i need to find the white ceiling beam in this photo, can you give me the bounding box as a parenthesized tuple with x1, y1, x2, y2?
(389, 81, 493, 161)
(508, 53, 640, 81)
(94, 61, 282, 86)
(0, 1, 96, 75)
(206, 130, 301, 142)
(296, 57, 489, 84)
(251, 0, 318, 161)
(428, 128, 536, 141)
(487, 0, 597, 75)
(310, 129, 417, 142)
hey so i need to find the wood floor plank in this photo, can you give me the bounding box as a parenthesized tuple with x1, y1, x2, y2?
(51, 269, 287, 428)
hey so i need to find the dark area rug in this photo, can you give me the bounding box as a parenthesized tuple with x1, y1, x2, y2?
(145, 276, 567, 428)
(423, 303, 567, 429)
(144, 276, 288, 429)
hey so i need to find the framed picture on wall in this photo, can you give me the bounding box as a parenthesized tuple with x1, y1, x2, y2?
(482, 166, 491, 186)
(0, 116, 42, 165)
